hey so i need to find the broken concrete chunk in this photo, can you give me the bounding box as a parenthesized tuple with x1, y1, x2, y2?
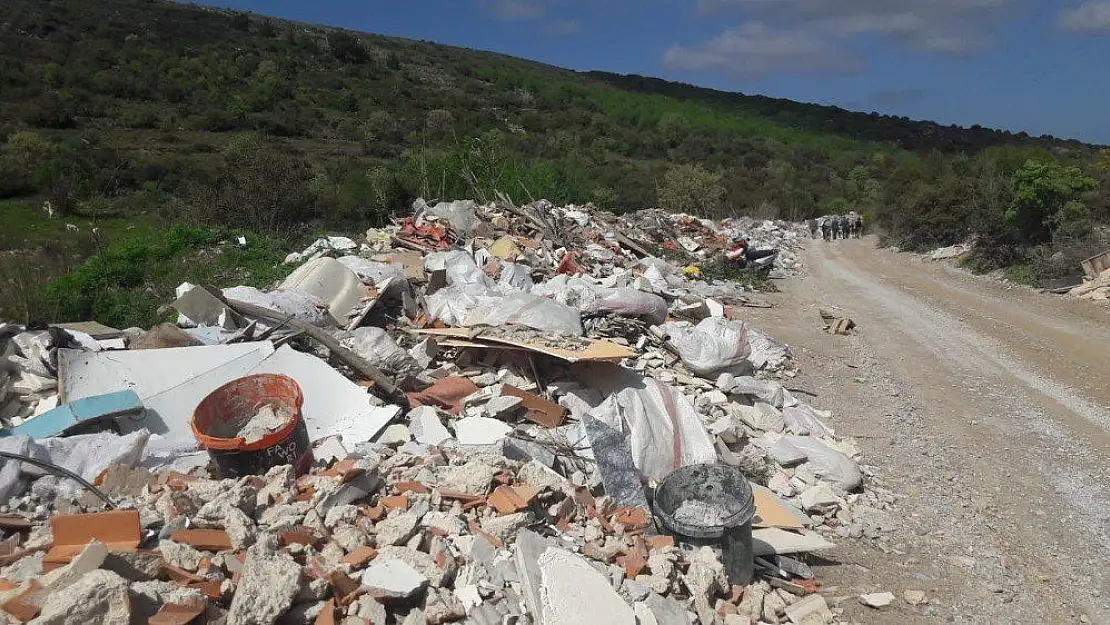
(538, 548, 636, 625)
(375, 546, 453, 588)
(799, 485, 840, 515)
(34, 569, 131, 625)
(438, 459, 498, 495)
(196, 500, 258, 550)
(481, 512, 534, 541)
(376, 512, 422, 547)
(349, 595, 388, 623)
(454, 417, 513, 446)
(483, 395, 524, 420)
(408, 406, 453, 446)
(784, 594, 833, 625)
(226, 540, 303, 625)
(159, 540, 204, 572)
(375, 424, 412, 445)
(423, 586, 466, 624)
(513, 530, 551, 624)
(517, 461, 565, 491)
(362, 558, 429, 601)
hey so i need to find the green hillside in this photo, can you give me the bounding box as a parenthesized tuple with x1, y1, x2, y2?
(1, 0, 1109, 323)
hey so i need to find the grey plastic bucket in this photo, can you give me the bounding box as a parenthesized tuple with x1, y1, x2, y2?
(653, 463, 756, 585)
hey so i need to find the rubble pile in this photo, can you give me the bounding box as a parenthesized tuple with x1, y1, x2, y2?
(0, 198, 879, 624)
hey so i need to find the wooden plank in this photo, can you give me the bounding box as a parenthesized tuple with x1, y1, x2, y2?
(220, 296, 407, 407)
(412, 328, 635, 362)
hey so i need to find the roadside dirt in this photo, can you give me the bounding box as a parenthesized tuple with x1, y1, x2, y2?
(742, 236, 1110, 624)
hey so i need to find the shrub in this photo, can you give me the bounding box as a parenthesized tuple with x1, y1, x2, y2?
(657, 164, 724, 216)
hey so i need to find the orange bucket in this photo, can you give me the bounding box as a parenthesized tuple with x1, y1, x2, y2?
(191, 374, 313, 477)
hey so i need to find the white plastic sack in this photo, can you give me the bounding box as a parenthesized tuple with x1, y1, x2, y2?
(783, 435, 861, 491)
(498, 262, 534, 293)
(423, 250, 501, 326)
(425, 250, 496, 291)
(662, 317, 751, 376)
(592, 288, 668, 325)
(586, 377, 717, 481)
(343, 327, 423, 379)
(532, 275, 601, 311)
(464, 292, 583, 336)
(425, 286, 502, 327)
(730, 376, 786, 409)
(783, 405, 834, 437)
(421, 199, 479, 237)
(222, 286, 334, 327)
(747, 328, 791, 371)
(638, 257, 675, 292)
(336, 256, 405, 285)
(14, 430, 152, 501)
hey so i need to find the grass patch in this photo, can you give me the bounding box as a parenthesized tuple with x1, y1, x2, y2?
(0, 199, 163, 251)
(1002, 263, 1041, 286)
(30, 224, 292, 329)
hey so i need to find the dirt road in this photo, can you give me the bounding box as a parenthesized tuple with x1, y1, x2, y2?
(744, 236, 1110, 624)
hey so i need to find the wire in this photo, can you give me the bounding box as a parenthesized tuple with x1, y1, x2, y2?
(0, 451, 117, 509)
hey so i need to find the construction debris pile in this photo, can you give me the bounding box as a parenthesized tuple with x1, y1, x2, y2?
(0, 199, 881, 625)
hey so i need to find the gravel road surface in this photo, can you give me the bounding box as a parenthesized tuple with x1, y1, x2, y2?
(744, 237, 1109, 624)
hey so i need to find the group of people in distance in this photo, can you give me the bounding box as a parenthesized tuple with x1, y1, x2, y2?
(808, 213, 863, 241)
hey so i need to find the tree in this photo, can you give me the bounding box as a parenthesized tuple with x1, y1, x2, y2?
(328, 32, 368, 64)
(657, 112, 689, 147)
(1006, 160, 1096, 243)
(425, 109, 455, 136)
(0, 131, 52, 196)
(657, 164, 724, 216)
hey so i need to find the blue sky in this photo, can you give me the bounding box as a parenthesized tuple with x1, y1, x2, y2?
(199, 0, 1110, 144)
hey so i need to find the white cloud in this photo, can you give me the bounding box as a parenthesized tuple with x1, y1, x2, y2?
(664, 21, 863, 76)
(1057, 2, 1110, 33)
(680, 0, 1016, 76)
(488, 0, 545, 21)
(544, 19, 583, 37)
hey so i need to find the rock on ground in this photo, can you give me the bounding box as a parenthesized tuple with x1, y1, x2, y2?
(859, 591, 895, 608)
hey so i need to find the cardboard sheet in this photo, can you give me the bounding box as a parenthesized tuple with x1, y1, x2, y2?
(752, 484, 811, 530)
(413, 328, 636, 362)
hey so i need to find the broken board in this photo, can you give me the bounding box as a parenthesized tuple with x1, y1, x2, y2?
(50, 321, 123, 340)
(59, 343, 396, 446)
(751, 527, 835, 557)
(413, 328, 636, 362)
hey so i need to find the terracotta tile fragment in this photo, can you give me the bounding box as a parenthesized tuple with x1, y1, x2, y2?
(148, 600, 207, 625)
(45, 509, 141, 567)
(170, 529, 234, 552)
(379, 495, 409, 511)
(341, 547, 378, 568)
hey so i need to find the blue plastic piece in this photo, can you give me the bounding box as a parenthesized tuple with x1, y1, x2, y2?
(1, 390, 142, 438)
